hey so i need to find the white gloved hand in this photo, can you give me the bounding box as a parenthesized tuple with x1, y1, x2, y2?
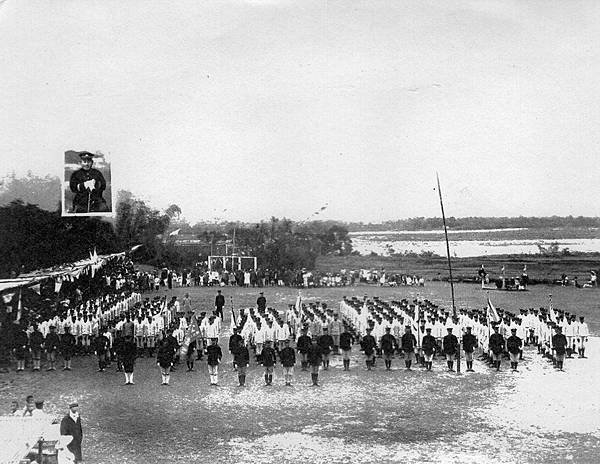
(84, 179, 95, 190)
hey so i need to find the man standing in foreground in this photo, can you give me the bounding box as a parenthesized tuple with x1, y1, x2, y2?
(506, 328, 523, 371)
(207, 337, 222, 386)
(307, 337, 323, 386)
(552, 325, 568, 371)
(462, 326, 477, 372)
(214, 290, 225, 319)
(443, 327, 459, 372)
(489, 325, 505, 372)
(280, 339, 296, 386)
(60, 401, 83, 463)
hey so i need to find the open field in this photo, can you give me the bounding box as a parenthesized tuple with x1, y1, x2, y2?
(1, 283, 599, 464)
(317, 253, 600, 285)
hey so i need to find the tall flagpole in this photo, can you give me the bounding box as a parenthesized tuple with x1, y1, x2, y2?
(436, 173, 460, 373)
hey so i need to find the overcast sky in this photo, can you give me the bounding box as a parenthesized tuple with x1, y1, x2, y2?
(1, 0, 599, 223)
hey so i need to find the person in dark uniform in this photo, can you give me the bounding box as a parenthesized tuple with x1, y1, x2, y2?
(552, 325, 568, 371)
(296, 327, 312, 371)
(462, 326, 477, 372)
(506, 328, 523, 371)
(421, 327, 437, 371)
(234, 343, 250, 387)
(307, 337, 323, 386)
(317, 327, 334, 370)
(256, 292, 266, 312)
(60, 401, 83, 463)
(44, 325, 60, 371)
(228, 327, 244, 371)
(279, 339, 296, 386)
(361, 327, 377, 370)
(12, 323, 29, 372)
(339, 326, 354, 371)
(261, 340, 277, 386)
(69, 151, 108, 213)
(214, 290, 225, 319)
(206, 337, 222, 386)
(121, 335, 137, 384)
(380, 327, 398, 371)
(61, 325, 76, 371)
(400, 326, 418, 370)
(156, 337, 175, 385)
(94, 330, 110, 372)
(185, 340, 197, 372)
(30, 324, 44, 372)
(489, 325, 505, 371)
(442, 327, 459, 372)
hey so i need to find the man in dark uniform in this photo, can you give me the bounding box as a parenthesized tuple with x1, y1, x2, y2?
(214, 290, 225, 319)
(279, 339, 296, 386)
(401, 326, 418, 370)
(44, 325, 60, 371)
(296, 327, 312, 371)
(94, 330, 110, 372)
(307, 337, 323, 386)
(339, 325, 354, 371)
(234, 343, 250, 387)
(489, 324, 505, 371)
(257, 292, 266, 311)
(61, 325, 76, 371)
(60, 401, 83, 463)
(261, 340, 277, 386)
(443, 327, 459, 372)
(361, 327, 377, 370)
(69, 151, 108, 213)
(506, 328, 523, 371)
(380, 327, 398, 370)
(317, 327, 334, 370)
(552, 325, 568, 371)
(206, 337, 222, 386)
(30, 324, 44, 372)
(462, 326, 477, 372)
(228, 327, 244, 371)
(421, 327, 437, 371)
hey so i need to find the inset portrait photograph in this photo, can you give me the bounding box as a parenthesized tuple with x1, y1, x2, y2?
(62, 150, 113, 216)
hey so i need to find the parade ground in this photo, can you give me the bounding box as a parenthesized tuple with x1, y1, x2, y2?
(2, 282, 599, 464)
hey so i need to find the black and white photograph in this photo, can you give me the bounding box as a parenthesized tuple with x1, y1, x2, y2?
(62, 150, 113, 217)
(1, 1, 600, 463)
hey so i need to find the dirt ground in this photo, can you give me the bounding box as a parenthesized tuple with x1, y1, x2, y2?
(1, 283, 599, 464)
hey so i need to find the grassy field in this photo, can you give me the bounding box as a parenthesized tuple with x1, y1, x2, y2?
(317, 253, 600, 285)
(1, 283, 599, 464)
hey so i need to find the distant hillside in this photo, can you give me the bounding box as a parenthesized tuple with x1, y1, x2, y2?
(344, 216, 600, 232)
(0, 173, 61, 212)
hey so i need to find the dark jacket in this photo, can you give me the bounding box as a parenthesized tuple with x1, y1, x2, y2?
(61, 333, 76, 354)
(317, 334, 334, 355)
(552, 333, 568, 355)
(422, 334, 437, 355)
(69, 167, 107, 213)
(261, 346, 277, 367)
(489, 332, 505, 355)
(95, 334, 109, 354)
(279, 346, 296, 367)
(401, 332, 417, 352)
(45, 332, 60, 351)
(443, 333, 459, 355)
(462, 333, 477, 353)
(206, 344, 222, 366)
(296, 334, 312, 353)
(60, 414, 83, 461)
(156, 341, 174, 368)
(215, 294, 225, 309)
(361, 334, 377, 355)
(380, 333, 398, 354)
(30, 331, 44, 351)
(233, 346, 250, 367)
(307, 343, 323, 365)
(339, 332, 354, 350)
(506, 335, 522, 354)
(228, 334, 244, 353)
